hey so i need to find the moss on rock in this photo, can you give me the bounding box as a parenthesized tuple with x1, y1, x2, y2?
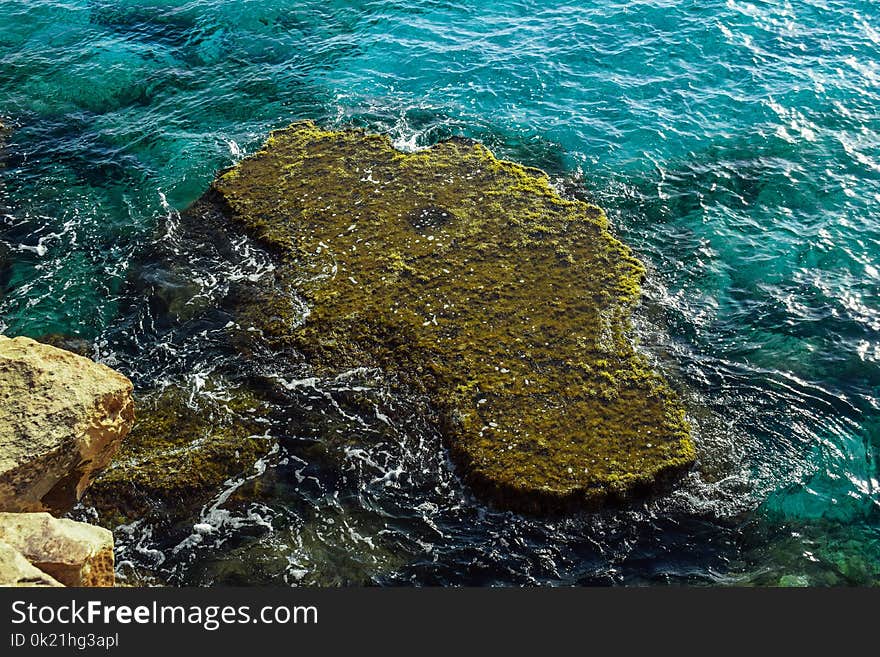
(195, 121, 694, 512)
(84, 380, 274, 525)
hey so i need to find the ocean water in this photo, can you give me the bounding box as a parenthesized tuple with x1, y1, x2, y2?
(0, 0, 878, 585)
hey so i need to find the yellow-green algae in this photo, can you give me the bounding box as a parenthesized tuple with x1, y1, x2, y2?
(204, 121, 694, 512)
(84, 380, 273, 525)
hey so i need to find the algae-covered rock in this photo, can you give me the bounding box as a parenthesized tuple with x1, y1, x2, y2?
(84, 380, 274, 525)
(193, 121, 694, 512)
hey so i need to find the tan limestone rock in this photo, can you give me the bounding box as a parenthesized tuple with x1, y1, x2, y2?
(0, 538, 64, 587)
(0, 512, 114, 587)
(0, 335, 134, 514)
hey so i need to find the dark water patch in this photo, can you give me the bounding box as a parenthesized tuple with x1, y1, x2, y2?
(88, 2, 202, 51)
(90, 1, 368, 70)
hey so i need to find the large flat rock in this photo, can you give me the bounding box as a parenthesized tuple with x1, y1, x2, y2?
(0, 336, 135, 513)
(190, 121, 694, 512)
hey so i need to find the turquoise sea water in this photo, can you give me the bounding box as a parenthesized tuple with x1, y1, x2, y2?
(1, 0, 878, 585)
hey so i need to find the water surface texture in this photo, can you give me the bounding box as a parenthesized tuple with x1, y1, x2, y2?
(1, 0, 878, 585)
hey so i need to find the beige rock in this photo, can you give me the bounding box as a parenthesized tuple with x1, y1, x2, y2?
(0, 335, 135, 513)
(0, 538, 63, 587)
(0, 512, 114, 587)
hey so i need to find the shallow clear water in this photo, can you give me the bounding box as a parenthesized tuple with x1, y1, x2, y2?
(1, 0, 878, 585)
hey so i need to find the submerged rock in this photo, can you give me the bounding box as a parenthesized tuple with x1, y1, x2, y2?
(0, 539, 63, 587)
(35, 333, 94, 358)
(189, 121, 694, 512)
(0, 336, 135, 514)
(0, 512, 114, 587)
(84, 380, 274, 526)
